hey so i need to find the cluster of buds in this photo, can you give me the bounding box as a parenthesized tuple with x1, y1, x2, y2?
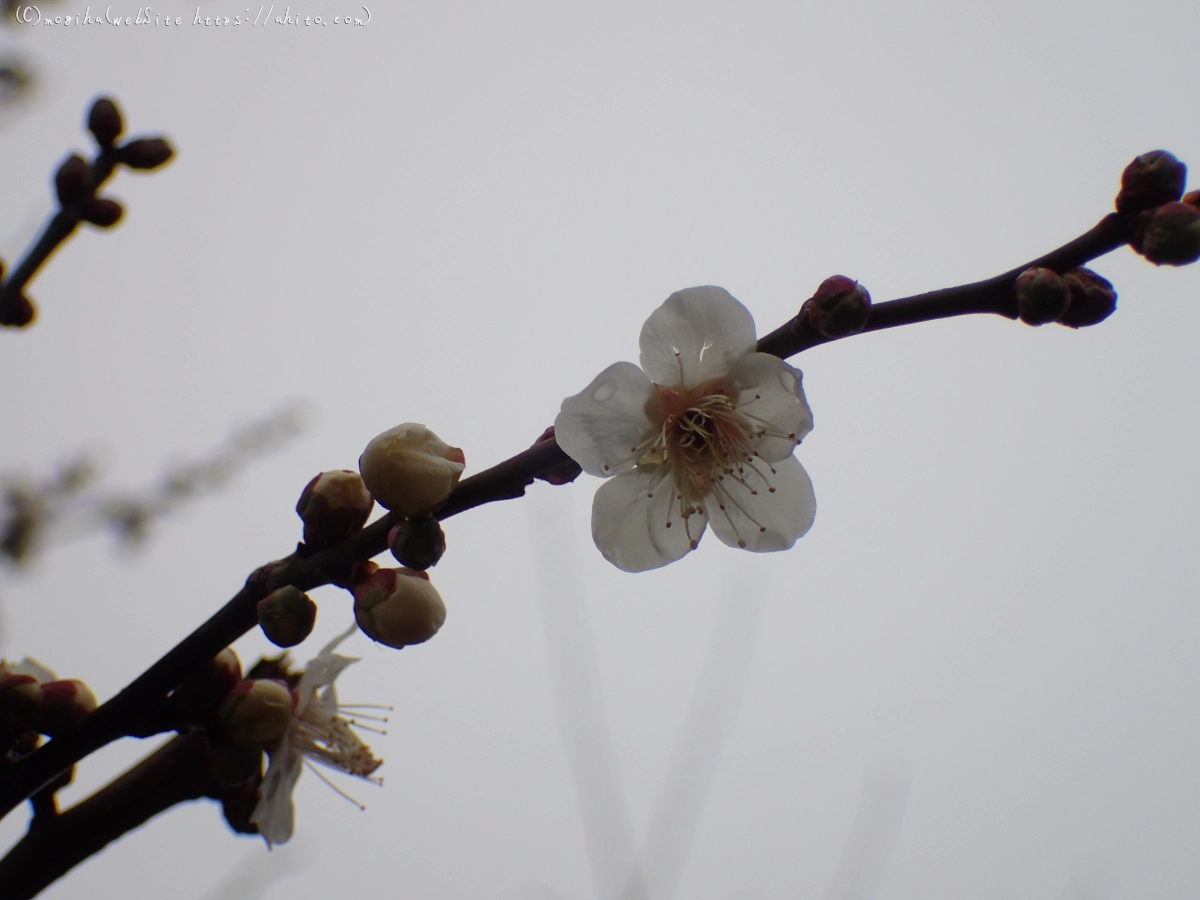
(1014, 266, 1117, 328)
(1117, 151, 1200, 267)
(359, 423, 465, 517)
(801, 275, 872, 339)
(0, 658, 99, 743)
(351, 561, 447, 649)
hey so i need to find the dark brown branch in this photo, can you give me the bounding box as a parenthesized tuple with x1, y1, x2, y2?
(0, 734, 211, 900)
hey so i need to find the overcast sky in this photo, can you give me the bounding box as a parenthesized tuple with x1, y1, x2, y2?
(1, 1, 1199, 898)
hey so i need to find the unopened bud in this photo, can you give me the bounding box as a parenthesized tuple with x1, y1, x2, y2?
(1184, 190, 1200, 210)
(118, 137, 175, 170)
(1057, 268, 1117, 329)
(803, 276, 871, 338)
(532, 426, 582, 486)
(37, 679, 98, 736)
(1115, 150, 1187, 215)
(87, 97, 123, 148)
(388, 516, 446, 570)
(1141, 201, 1200, 266)
(353, 566, 447, 649)
(0, 294, 37, 329)
(218, 679, 293, 746)
(54, 155, 90, 208)
(82, 197, 123, 228)
(1015, 267, 1070, 326)
(359, 423, 465, 517)
(296, 469, 374, 547)
(257, 586, 318, 648)
(0, 674, 42, 730)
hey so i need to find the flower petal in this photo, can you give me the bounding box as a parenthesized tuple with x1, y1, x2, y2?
(251, 746, 304, 847)
(726, 353, 814, 463)
(556, 361, 657, 478)
(591, 466, 707, 572)
(9, 656, 58, 683)
(639, 286, 757, 388)
(705, 454, 815, 552)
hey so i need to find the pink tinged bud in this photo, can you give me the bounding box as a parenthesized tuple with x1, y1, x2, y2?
(1014, 267, 1070, 326)
(1058, 268, 1118, 329)
(54, 154, 91, 208)
(118, 137, 175, 170)
(82, 197, 123, 228)
(1115, 150, 1187, 215)
(295, 469, 374, 547)
(218, 679, 293, 746)
(0, 674, 43, 730)
(1183, 190, 1200, 210)
(354, 567, 447, 649)
(532, 426, 582, 486)
(256, 586, 318, 648)
(37, 679, 99, 736)
(388, 516, 446, 570)
(1141, 201, 1200, 266)
(803, 275, 872, 338)
(359, 423, 466, 517)
(87, 97, 123, 148)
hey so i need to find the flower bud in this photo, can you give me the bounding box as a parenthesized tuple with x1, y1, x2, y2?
(353, 566, 447, 649)
(82, 197, 123, 228)
(0, 673, 42, 731)
(1014, 267, 1070, 326)
(118, 137, 175, 170)
(1184, 190, 1200, 210)
(54, 154, 90, 208)
(296, 469, 374, 547)
(37, 679, 98, 736)
(0, 293, 37, 329)
(256, 586, 318, 648)
(803, 276, 871, 338)
(359, 423, 465, 517)
(1115, 150, 1187, 215)
(1141, 201, 1200, 266)
(172, 648, 243, 723)
(218, 679, 293, 746)
(87, 97, 123, 148)
(388, 516, 446, 570)
(532, 426, 582, 486)
(1057, 268, 1117, 329)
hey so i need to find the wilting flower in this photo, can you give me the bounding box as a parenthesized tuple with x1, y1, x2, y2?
(555, 286, 816, 572)
(251, 624, 384, 846)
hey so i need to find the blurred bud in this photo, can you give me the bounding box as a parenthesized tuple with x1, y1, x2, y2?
(1115, 150, 1187, 215)
(87, 97, 123, 148)
(1141, 201, 1200, 266)
(0, 673, 42, 730)
(388, 516, 446, 570)
(353, 566, 447, 649)
(218, 679, 293, 746)
(359, 423, 465, 517)
(1184, 190, 1200, 210)
(1058, 268, 1118, 329)
(1014, 267, 1070, 326)
(118, 137, 174, 170)
(54, 154, 90, 208)
(256, 586, 318, 648)
(803, 275, 872, 338)
(82, 197, 123, 228)
(0, 294, 37, 329)
(532, 426, 582, 485)
(37, 679, 98, 736)
(296, 469, 374, 547)
(172, 648, 243, 723)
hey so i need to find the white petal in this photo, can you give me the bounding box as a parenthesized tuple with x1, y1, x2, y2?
(10, 656, 58, 683)
(251, 745, 304, 847)
(726, 353, 814, 463)
(318, 622, 359, 657)
(639, 286, 757, 388)
(556, 362, 657, 478)
(705, 454, 815, 552)
(591, 466, 707, 572)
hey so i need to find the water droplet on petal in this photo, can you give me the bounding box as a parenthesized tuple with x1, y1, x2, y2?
(778, 370, 797, 394)
(593, 380, 617, 402)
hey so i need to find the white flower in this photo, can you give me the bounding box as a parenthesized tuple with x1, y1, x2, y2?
(555, 286, 816, 572)
(251, 624, 384, 846)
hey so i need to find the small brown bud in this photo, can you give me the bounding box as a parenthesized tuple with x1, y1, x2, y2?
(0, 294, 37, 329)
(1115, 150, 1187, 215)
(1183, 190, 1200, 210)
(296, 470, 374, 548)
(82, 197, 123, 228)
(54, 155, 91, 208)
(1058, 268, 1117, 329)
(0, 673, 43, 731)
(803, 275, 872, 338)
(353, 566, 446, 649)
(37, 679, 99, 736)
(532, 426, 582, 486)
(1014, 267, 1070, 326)
(256, 586, 318, 648)
(1141, 201, 1200, 266)
(388, 516, 446, 570)
(118, 137, 175, 170)
(218, 679, 293, 746)
(87, 97, 123, 148)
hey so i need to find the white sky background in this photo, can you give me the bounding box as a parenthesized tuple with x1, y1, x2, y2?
(1, 0, 1199, 897)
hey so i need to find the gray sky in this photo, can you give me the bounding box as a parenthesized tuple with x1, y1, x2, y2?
(1, 0, 1199, 897)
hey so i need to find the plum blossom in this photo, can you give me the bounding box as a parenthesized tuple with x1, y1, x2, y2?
(251, 624, 384, 846)
(555, 286, 816, 572)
